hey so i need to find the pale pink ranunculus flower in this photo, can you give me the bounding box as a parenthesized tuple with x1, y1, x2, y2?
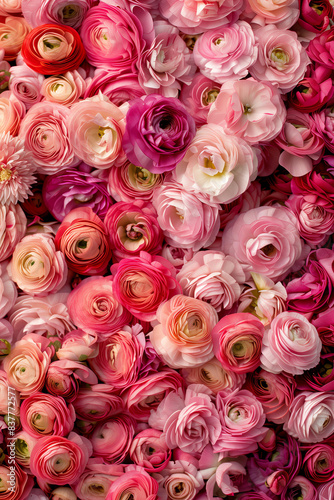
(221, 205, 304, 281)
(177, 250, 245, 313)
(193, 21, 258, 84)
(208, 78, 286, 144)
(8, 233, 67, 297)
(161, 244, 194, 269)
(68, 93, 126, 169)
(57, 329, 98, 362)
(245, 0, 299, 29)
(41, 70, 86, 107)
(249, 25, 310, 93)
(0, 90, 25, 135)
(9, 62, 44, 109)
(130, 429, 171, 473)
(174, 123, 258, 204)
(206, 461, 247, 498)
(152, 179, 220, 252)
(0, 202, 26, 263)
(284, 391, 334, 443)
(261, 311, 322, 376)
(154, 459, 204, 500)
(0, 260, 16, 319)
(150, 294, 218, 369)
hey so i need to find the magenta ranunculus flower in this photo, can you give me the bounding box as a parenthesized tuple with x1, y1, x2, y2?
(303, 442, 334, 483)
(122, 94, 196, 174)
(288, 66, 334, 113)
(307, 27, 334, 69)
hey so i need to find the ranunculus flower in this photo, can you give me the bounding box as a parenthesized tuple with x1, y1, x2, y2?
(179, 73, 221, 127)
(18, 101, 78, 175)
(45, 359, 97, 403)
(9, 62, 44, 109)
(161, 244, 194, 270)
(84, 69, 145, 106)
(73, 462, 124, 500)
(56, 329, 98, 362)
(193, 22, 257, 83)
(0, 260, 16, 319)
(0, 369, 19, 415)
(150, 294, 217, 369)
(67, 275, 131, 339)
(54, 207, 112, 276)
(123, 94, 196, 174)
(286, 476, 318, 500)
(261, 311, 322, 376)
(8, 233, 67, 296)
(42, 166, 113, 222)
(0, 203, 26, 263)
(21, 0, 93, 29)
(105, 466, 158, 500)
(314, 106, 334, 154)
(20, 392, 75, 438)
(91, 414, 135, 464)
(221, 205, 304, 281)
(0, 0, 22, 15)
(307, 27, 334, 69)
(110, 251, 182, 322)
(208, 78, 286, 144)
(159, 0, 243, 33)
(13, 430, 38, 468)
(149, 385, 221, 453)
(30, 432, 91, 485)
(73, 384, 123, 422)
(313, 309, 334, 347)
(3, 333, 53, 396)
(176, 250, 245, 313)
(246, 0, 299, 29)
(0, 90, 25, 136)
(298, 0, 332, 33)
(80, 3, 151, 71)
(206, 460, 247, 498)
(214, 389, 267, 456)
(0, 16, 30, 61)
(174, 122, 258, 204)
(67, 93, 126, 169)
(129, 429, 171, 473)
(212, 313, 264, 374)
(245, 369, 296, 424)
(104, 200, 163, 261)
(0, 462, 33, 500)
(155, 460, 205, 500)
(303, 443, 334, 483)
(152, 180, 220, 252)
(284, 391, 334, 443)
(41, 70, 86, 106)
(88, 324, 145, 389)
(288, 66, 334, 113)
(21, 23, 86, 75)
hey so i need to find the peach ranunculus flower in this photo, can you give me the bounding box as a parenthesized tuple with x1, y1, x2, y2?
(246, 0, 299, 30)
(150, 294, 218, 369)
(7, 233, 68, 296)
(0, 16, 31, 61)
(41, 69, 86, 107)
(3, 333, 54, 396)
(0, 0, 22, 15)
(0, 90, 25, 135)
(68, 92, 126, 169)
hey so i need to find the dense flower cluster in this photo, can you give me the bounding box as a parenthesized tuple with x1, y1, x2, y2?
(0, 0, 334, 499)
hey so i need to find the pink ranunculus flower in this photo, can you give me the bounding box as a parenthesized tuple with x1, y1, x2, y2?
(206, 461, 247, 498)
(221, 205, 304, 281)
(129, 429, 171, 473)
(73, 462, 124, 500)
(67, 276, 131, 340)
(155, 459, 205, 500)
(105, 466, 158, 500)
(161, 244, 194, 270)
(21, 0, 93, 29)
(0, 202, 26, 263)
(20, 392, 76, 438)
(260, 311, 322, 376)
(181, 357, 246, 395)
(41, 70, 86, 107)
(49, 487, 77, 500)
(212, 312, 264, 374)
(249, 25, 310, 93)
(176, 250, 245, 313)
(152, 180, 220, 252)
(91, 414, 136, 464)
(159, 0, 243, 34)
(18, 101, 78, 174)
(0, 0, 22, 15)
(245, 0, 299, 29)
(0, 369, 19, 415)
(179, 73, 221, 127)
(0, 463, 33, 500)
(57, 329, 98, 362)
(9, 62, 44, 109)
(314, 106, 334, 154)
(13, 430, 38, 468)
(0, 16, 30, 61)
(73, 384, 123, 422)
(150, 294, 218, 369)
(149, 385, 221, 453)
(174, 123, 258, 204)
(284, 392, 334, 443)
(214, 389, 267, 456)
(207, 78, 286, 144)
(3, 333, 54, 397)
(286, 476, 318, 500)
(193, 22, 258, 84)
(0, 260, 16, 319)
(67, 93, 126, 169)
(7, 233, 67, 297)
(318, 480, 334, 500)
(84, 69, 145, 106)
(30, 432, 91, 486)
(0, 90, 25, 136)
(110, 251, 182, 322)
(307, 27, 334, 70)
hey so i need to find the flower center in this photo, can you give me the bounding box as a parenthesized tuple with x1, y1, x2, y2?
(126, 223, 143, 241)
(271, 48, 289, 67)
(243, 104, 252, 114)
(261, 244, 276, 257)
(0, 167, 11, 182)
(62, 4, 79, 19)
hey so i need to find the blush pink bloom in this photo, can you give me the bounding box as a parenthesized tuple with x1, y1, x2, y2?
(150, 294, 218, 369)
(41, 70, 86, 106)
(0, 0, 22, 15)
(8, 233, 67, 296)
(177, 250, 245, 313)
(21, 0, 93, 29)
(0, 90, 25, 136)
(284, 392, 334, 443)
(250, 25, 310, 93)
(193, 22, 257, 83)
(110, 251, 182, 322)
(159, 0, 243, 34)
(73, 462, 124, 500)
(214, 388, 267, 456)
(221, 205, 304, 281)
(161, 244, 194, 269)
(152, 180, 220, 252)
(67, 93, 126, 169)
(57, 329, 98, 362)
(0, 203, 26, 263)
(155, 459, 205, 500)
(0, 16, 30, 61)
(0, 260, 16, 319)
(91, 414, 135, 464)
(207, 78, 286, 144)
(105, 466, 158, 500)
(18, 101, 78, 174)
(206, 461, 247, 498)
(212, 313, 264, 374)
(67, 276, 131, 340)
(73, 384, 123, 422)
(174, 123, 258, 204)
(130, 429, 171, 473)
(260, 311, 322, 375)
(3, 333, 53, 397)
(20, 392, 75, 438)
(84, 69, 145, 106)
(179, 73, 221, 127)
(149, 385, 221, 453)
(9, 62, 44, 109)
(245, 0, 299, 29)
(30, 432, 91, 485)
